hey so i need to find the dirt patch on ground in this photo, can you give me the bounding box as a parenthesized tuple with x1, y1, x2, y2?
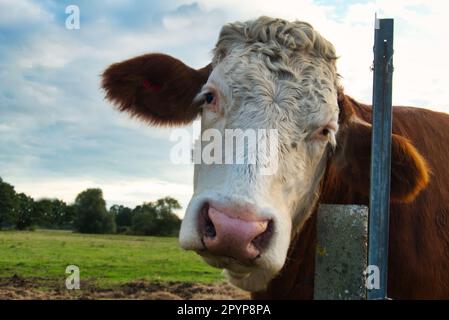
(0, 275, 249, 300)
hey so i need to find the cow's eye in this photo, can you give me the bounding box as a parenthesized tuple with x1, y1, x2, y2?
(205, 92, 214, 104)
(311, 126, 334, 142)
(201, 88, 219, 113)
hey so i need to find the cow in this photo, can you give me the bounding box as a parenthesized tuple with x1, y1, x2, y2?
(102, 16, 449, 299)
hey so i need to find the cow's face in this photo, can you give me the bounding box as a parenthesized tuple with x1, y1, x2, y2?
(181, 20, 339, 291)
(102, 17, 429, 292)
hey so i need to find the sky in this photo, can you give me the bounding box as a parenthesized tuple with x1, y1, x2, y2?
(1, 0, 448, 216)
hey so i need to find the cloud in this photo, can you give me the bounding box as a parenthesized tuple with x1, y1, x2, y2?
(1, 0, 448, 216)
(0, 0, 53, 26)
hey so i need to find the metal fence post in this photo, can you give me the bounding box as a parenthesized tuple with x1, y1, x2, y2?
(368, 17, 394, 300)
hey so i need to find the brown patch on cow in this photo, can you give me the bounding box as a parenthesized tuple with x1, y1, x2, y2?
(102, 54, 211, 126)
(333, 92, 430, 204)
(389, 134, 430, 203)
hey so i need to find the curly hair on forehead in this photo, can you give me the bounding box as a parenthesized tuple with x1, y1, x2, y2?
(213, 16, 338, 66)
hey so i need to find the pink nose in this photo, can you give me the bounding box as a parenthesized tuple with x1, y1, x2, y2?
(201, 205, 270, 262)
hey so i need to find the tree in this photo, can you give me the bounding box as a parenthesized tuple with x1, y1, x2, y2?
(34, 199, 75, 229)
(33, 199, 54, 227)
(0, 177, 18, 229)
(153, 197, 182, 236)
(131, 204, 158, 235)
(130, 198, 182, 236)
(157, 210, 182, 236)
(62, 204, 76, 229)
(102, 210, 117, 234)
(73, 188, 116, 234)
(15, 193, 35, 230)
(50, 199, 68, 228)
(110, 204, 133, 227)
(154, 197, 182, 216)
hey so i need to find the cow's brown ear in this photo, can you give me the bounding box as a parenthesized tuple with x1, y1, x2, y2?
(102, 53, 211, 126)
(334, 120, 430, 203)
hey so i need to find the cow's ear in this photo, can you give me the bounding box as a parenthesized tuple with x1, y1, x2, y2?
(102, 53, 211, 126)
(334, 120, 430, 203)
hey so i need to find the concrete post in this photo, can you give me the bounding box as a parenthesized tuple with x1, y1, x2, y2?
(314, 204, 369, 300)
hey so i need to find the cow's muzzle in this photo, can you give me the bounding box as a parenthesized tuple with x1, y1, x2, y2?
(198, 203, 273, 264)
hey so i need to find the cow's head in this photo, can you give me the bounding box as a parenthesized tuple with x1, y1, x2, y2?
(102, 17, 429, 292)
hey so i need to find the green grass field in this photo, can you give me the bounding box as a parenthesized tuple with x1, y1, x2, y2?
(0, 229, 224, 288)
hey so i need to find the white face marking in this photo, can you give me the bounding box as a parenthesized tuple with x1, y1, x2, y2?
(180, 17, 340, 292)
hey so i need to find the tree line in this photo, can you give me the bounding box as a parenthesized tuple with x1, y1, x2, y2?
(0, 177, 182, 236)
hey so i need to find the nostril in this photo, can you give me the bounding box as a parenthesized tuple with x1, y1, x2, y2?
(251, 220, 273, 253)
(204, 211, 216, 238)
(199, 203, 216, 239)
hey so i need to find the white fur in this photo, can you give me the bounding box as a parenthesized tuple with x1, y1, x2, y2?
(179, 16, 340, 292)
